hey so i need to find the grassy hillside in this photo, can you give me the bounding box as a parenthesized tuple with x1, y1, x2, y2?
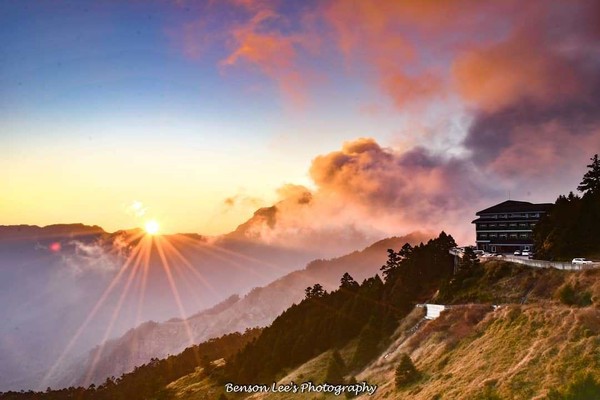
(361, 304, 600, 399)
(221, 261, 600, 400)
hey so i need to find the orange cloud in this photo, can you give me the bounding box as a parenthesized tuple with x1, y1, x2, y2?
(459, 0, 600, 189)
(230, 137, 493, 251)
(309, 138, 486, 219)
(221, 10, 293, 70)
(453, 29, 582, 112)
(323, 0, 520, 109)
(219, 5, 316, 106)
(383, 71, 444, 109)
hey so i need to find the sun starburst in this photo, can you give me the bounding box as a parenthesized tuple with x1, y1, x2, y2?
(145, 220, 160, 235)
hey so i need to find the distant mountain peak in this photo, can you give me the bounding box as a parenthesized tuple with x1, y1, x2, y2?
(0, 223, 106, 241)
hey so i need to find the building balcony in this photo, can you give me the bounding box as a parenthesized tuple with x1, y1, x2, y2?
(476, 238, 534, 245)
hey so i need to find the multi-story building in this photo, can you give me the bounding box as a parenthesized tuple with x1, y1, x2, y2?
(472, 200, 553, 253)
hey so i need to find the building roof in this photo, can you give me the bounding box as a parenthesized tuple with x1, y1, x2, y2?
(476, 200, 553, 215)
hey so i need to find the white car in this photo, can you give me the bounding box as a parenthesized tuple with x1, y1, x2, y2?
(522, 250, 530, 257)
(572, 258, 593, 265)
(513, 250, 521, 256)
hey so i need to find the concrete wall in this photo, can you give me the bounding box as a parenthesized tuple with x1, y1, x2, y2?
(485, 255, 600, 270)
(450, 249, 599, 270)
(416, 304, 446, 320)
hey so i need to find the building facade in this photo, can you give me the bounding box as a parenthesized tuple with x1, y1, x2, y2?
(472, 200, 553, 253)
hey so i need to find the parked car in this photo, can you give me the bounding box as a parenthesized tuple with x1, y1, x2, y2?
(494, 253, 505, 258)
(521, 250, 530, 257)
(528, 252, 536, 259)
(572, 258, 593, 265)
(513, 250, 521, 256)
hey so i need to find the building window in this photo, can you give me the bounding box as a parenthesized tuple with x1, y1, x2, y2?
(499, 223, 507, 227)
(479, 233, 488, 239)
(489, 233, 497, 238)
(510, 233, 518, 239)
(489, 223, 497, 228)
(509, 223, 517, 228)
(519, 223, 528, 228)
(520, 233, 529, 238)
(499, 233, 508, 239)
(479, 223, 487, 229)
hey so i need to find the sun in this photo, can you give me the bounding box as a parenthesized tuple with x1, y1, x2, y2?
(144, 220, 160, 235)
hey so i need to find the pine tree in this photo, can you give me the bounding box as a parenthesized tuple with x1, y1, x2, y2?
(345, 376, 358, 399)
(380, 248, 402, 280)
(305, 283, 326, 299)
(577, 154, 600, 196)
(395, 353, 420, 388)
(350, 318, 381, 369)
(460, 247, 480, 273)
(324, 350, 346, 384)
(340, 272, 359, 290)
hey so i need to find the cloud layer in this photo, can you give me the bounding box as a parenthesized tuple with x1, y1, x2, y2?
(183, 0, 600, 247)
(227, 138, 494, 251)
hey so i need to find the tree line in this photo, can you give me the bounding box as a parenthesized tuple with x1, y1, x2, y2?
(534, 154, 600, 260)
(222, 232, 457, 384)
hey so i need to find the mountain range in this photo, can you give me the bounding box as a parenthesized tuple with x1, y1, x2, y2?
(0, 222, 323, 391)
(52, 232, 430, 387)
(0, 220, 429, 391)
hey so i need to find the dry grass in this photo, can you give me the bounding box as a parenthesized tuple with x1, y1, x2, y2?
(165, 264, 600, 399)
(167, 367, 221, 400)
(366, 305, 600, 400)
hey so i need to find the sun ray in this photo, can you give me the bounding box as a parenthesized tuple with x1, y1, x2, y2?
(82, 244, 146, 386)
(154, 237, 196, 349)
(41, 241, 144, 387)
(174, 234, 291, 274)
(170, 235, 270, 281)
(129, 236, 155, 358)
(134, 235, 153, 326)
(159, 237, 220, 299)
(156, 249, 207, 309)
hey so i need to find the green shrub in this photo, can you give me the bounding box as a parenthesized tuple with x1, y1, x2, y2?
(547, 373, 600, 399)
(395, 354, 420, 388)
(557, 283, 592, 307)
(474, 386, 502, 400)
(324, 350, 346, 384)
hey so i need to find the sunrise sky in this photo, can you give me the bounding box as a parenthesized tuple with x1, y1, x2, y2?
(2, 0, 599, 240)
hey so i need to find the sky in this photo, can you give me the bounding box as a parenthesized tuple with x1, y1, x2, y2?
(2, 0, 599, 244)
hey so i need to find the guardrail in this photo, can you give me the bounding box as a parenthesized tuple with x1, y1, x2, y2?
(481, 255, 600, 270)
(449, 248, 599, 270)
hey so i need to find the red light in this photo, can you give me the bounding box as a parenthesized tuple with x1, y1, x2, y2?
(49, 242, 61, 252)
